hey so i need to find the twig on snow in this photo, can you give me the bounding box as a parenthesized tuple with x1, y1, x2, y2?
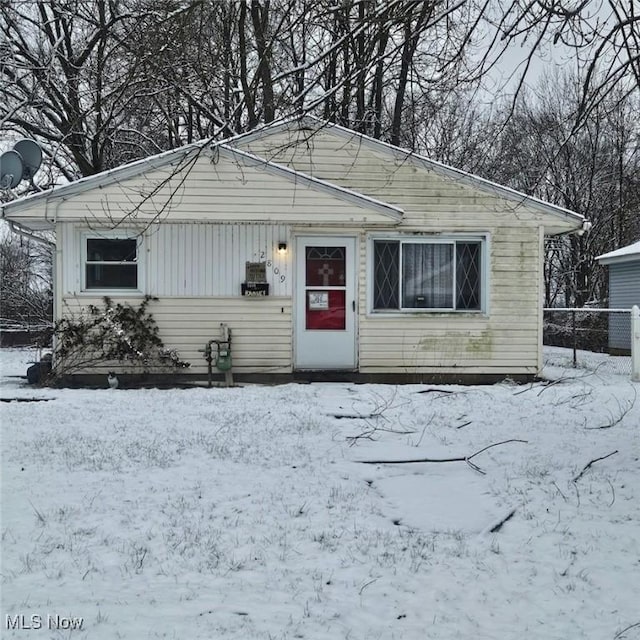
(572, 450, 618, 483)
(586, 388, 636, 430)
(572, 481, 581, 507)
(358, 439, 528, 476)
(489, 508, 516, 533)
(512, 381, 542, 395)
(346, 423, 416, 446)
(536, 376, 571, 396)
(28, 499, 46, 525)
(467, 439, 527, 460)
(606, 478, 616, 507)
(536, 368, 598, 397)
(614, 621, 640, 639)
(358, 577, 379, 595)
(552, 481, 568, 502)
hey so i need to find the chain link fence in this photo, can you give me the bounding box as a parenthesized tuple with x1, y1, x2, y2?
(543, 308, 634, 376)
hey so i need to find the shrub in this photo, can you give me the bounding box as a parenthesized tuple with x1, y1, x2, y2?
(51, 296, 189, 381)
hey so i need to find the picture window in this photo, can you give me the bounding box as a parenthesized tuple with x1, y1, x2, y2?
(373, 239, 483, 311)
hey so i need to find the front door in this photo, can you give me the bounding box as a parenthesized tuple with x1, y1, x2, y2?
(294, 236, 357, 369)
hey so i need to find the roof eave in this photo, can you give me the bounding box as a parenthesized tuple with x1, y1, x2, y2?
(596, 242, 640, 264)
(597, 254, 640, 266)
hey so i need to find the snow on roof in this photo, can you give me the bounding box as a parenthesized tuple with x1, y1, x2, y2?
(596, 240, 640, 264)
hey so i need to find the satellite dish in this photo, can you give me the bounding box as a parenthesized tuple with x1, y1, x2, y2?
(14, 139, 42, 180)
(0, 150, 24, 189)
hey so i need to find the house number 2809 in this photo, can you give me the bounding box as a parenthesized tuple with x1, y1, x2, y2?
(265, 260, 286, 282)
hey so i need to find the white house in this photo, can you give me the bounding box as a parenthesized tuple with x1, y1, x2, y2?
(1, 117, 586, 383)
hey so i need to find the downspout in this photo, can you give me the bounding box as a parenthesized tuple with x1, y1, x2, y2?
(8, 197, 62, 367)
(538, 220, 592, 376)
(577, 220, 592, 236)
(45, 196, 65, 370)
(539, 218, 593, 375)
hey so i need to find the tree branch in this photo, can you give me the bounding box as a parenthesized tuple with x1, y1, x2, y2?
(572, 450, 618, 483)
(358, 439, 528, 472)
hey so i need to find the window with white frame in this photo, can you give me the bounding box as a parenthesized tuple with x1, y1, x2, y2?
(372, 238, 485, 311)
(84, 236, 139, 290)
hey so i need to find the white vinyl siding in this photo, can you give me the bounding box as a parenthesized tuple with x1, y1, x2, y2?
(62, 223, 292, 298)
(145, 223, 291, 297)
(44, 150, 398, 227)
(356, 228, 540, 374)
(60, 296, 293, 374)
(50, 125, 557, 378)
(242, 126, 580, 235)
(242, 131, 543, 374)
(60, 222, 294, 373)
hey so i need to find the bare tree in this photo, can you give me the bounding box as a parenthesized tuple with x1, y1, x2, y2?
(0, 0, 198, 179)
(480, 73, 639, 306)
(3, 0, 638, 182)
(0, 233, 53, 330)
(468, 0, 640, 132)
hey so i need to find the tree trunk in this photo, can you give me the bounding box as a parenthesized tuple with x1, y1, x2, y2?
(250, 0, 275, 123)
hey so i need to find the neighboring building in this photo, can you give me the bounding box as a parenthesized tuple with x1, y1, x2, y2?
(1, 117, 586, 383)
(596, 240, 640, 354)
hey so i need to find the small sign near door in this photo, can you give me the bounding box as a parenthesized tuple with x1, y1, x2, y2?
(242, 261, 269, 297)
(308, 291, 329, 310)
(241, 282, 269, 296)
(245, 261, 267, 282)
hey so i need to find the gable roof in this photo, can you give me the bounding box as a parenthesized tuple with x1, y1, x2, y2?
(231, 115, 586, 230)
(596, 240, 640, 265)
(2, 116, 586, 232)
(1, 138, 403, 229)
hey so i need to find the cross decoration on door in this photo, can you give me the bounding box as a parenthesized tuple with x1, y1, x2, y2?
(317, 263, 333, 286)
(306, 246, 346, 287)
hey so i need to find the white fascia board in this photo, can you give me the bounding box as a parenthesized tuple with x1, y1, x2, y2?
(596, 240, 640, 264)
(220, 145, 403, 221)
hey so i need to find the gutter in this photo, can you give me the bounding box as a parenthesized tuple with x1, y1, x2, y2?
(7, 220, 55, 248)
(550, 219, 592, 238)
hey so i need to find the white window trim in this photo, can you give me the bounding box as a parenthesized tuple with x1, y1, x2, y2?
(80, 230, 144, 294)
(367, 233, 490, 315)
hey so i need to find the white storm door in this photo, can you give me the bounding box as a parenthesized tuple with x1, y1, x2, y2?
(294, 236, 357, 369)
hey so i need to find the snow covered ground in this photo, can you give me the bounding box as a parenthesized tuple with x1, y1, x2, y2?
(1, 347, 638, 640)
